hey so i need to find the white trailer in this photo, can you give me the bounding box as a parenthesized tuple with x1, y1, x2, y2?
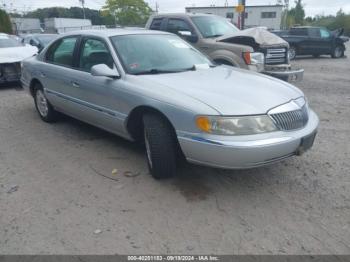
(44, 18, 92, 33)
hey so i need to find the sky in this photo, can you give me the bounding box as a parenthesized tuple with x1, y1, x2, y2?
(2, 0, 350, 17)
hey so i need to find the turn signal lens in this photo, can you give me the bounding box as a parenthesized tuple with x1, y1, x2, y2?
(243, 52, 251, 65)
(196, 116, 211, 133)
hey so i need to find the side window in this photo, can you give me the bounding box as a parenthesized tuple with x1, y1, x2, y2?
(226, 12, 234, 19)
(150, 18, 163, 30)
(309, 28, 321, 38)
(46, 37, 78, 67)
(79, 38, 114, 72)
(320, 29, 330, 38)
(167, 19, 192, 35)
(261, 12, 276, 19)
(290, 28, 308, 36)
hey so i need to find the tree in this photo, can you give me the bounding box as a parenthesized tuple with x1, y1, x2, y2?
(287, 0, 305, 26)
(102, 0, 153, 26)
(22, 7, 113, 26)
(0, 9, 13, 34)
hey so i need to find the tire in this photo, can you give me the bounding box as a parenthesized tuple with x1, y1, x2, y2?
(143, 113, 177, 179)
(331, 45, 344, 58)
(34, 83, 58, 122)
(288, 46, 297, 60)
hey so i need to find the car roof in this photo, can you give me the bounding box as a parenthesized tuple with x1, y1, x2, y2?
(152, 13, 216, 18)
(61, 28, 172, 38)
(291, 26, 322, 29)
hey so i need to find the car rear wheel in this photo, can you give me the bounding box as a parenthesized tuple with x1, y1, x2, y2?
(332, 46, 344, 58)
(143, 113, 177, 179)
(34, 84, 58, 122)
(288, 46, 297, 60)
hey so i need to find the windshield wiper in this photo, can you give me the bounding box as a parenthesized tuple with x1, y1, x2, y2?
(134, 66, 196, 75)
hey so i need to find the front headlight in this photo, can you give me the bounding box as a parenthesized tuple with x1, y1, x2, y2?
(243, 52, 265, 65)
(196, 115, 277, 135)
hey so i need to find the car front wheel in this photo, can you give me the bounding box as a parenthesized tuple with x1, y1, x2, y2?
(143, 113, 177, 179)
(34, 84, 58, 122)
(332, 45, 344, 58)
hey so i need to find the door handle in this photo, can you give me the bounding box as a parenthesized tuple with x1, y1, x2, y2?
(71, 81, 80, 88)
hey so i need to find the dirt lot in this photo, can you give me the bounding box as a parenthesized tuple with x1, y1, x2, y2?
(0, 43, 349, 255)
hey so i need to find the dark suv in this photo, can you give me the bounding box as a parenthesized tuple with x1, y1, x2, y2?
(274, 26, 349, 59)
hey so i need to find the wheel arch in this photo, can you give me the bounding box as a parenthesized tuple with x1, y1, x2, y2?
(126, 105, 177, 142)
(29, 78, 43, 97)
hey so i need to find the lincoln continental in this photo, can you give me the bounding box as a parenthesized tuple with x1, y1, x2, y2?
(21, 29, 319, 179)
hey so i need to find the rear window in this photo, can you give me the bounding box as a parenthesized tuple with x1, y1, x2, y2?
(150, 18, 163, 30)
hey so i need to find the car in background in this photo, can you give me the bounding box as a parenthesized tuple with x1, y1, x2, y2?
(0, 33, 37, 84)
(22, 34, 58, 52)
(274, 26, 349, 59)
(21, 29, 318, 179)
(146, 13, 304, 82)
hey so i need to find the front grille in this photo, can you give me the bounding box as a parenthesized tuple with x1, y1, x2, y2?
(269, 105, 309, 131)
(265, 48, 288, 65)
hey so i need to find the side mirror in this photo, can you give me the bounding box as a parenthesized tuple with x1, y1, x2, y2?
(178, 31, 198, 43)
(29, 39, 39, 46)
(91, 64, 120, 79)
(187, 35, 199, 43)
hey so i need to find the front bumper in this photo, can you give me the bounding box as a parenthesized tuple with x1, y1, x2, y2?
(264, 65, 304, 82)
(0, 63, 21, 84)
(177, 110, 319, 169)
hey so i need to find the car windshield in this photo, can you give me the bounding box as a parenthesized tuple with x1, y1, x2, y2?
(191, 16, 240, 38)
(0, 36, 23, 48)
(110, 34, 212, 75)
(37, 35, 58, 46)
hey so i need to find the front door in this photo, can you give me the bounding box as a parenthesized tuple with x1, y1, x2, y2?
(63, 37, 126, 136)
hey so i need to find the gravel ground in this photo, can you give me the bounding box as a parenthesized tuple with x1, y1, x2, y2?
(0, 43, 349, 255)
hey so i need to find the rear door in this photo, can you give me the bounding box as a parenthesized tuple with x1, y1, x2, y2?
(289, 28, 310, 54)
(40, 36, 80, 111)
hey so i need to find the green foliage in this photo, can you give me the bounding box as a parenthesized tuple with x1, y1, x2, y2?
(22, 7, 114, 26)
(287, 0, 305, 26)
(0, 9, 13, 34)
(102, 0, 152, 26)
(305, 9, 350, 36)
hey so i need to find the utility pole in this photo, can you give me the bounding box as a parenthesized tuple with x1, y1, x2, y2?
(237, 0, 246, 29)
(241, 0, 246, 29)
(155, 2, 159, 13)
(79, 0, 86, 19)
(284, 0, 289, 29)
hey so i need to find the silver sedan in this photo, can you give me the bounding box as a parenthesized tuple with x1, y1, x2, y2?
(21, 29, 319, 179)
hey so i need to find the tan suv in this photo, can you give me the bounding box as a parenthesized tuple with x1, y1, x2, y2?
(146, 13, 304, 82)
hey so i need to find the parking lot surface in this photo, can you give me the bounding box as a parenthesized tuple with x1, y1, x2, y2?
(0, 44, 349, 254)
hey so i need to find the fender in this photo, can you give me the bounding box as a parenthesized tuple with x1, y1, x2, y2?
(209, 49, 248, 68)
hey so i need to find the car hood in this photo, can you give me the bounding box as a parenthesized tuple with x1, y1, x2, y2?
(139, 66, 303, 115)
(216, 27, 289, 48)
(0, 45, 38, 63)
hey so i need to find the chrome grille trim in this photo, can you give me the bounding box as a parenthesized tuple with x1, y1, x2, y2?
(265, 48, 288, 65)
(269, 105, 309, 131)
